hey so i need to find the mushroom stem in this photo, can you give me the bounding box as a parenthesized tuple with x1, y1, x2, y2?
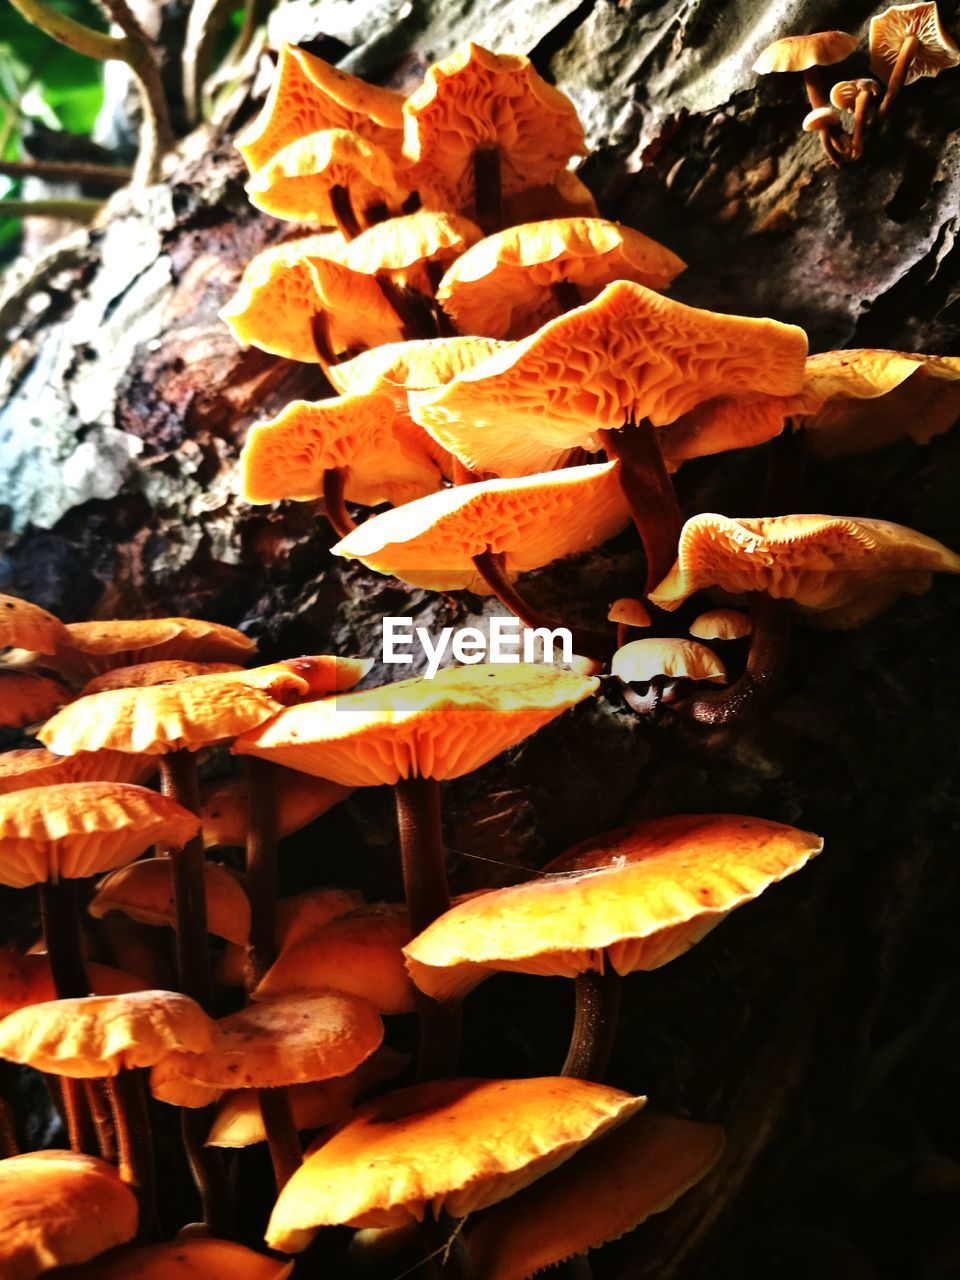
(85, 1078, 119, 1164)
(561, 967, 622, 1082)
(760, 421, 806, 515)
(879, 33, 920, 120)
(551, 280, 582, 311)
(322, 467, 358, 539)
(852, 89, 872, 159)
(158, 751, 213, 1011)
(181, 1106, 234, 1238)
(258, 1086, 302, 1191)
(473, 145, 502, 233)
(375, 274, 439, 340)
(0, 1099, 16, 1158)
(362, 199, 390, 227)
(39, 879, 91, 998)
(452, 458, 481, 485)
(59, 1078, 99, 1155)
(472, 549, 613, 662)
(678, 594, 791, 726)
(330, 184, 362, 239)
(244, 757, 280, 988)
(106, 1068, 158, 1240)
(599, 421, 683, 595)
(801, 69, 847, 165)
(394, 776, 461, 1080)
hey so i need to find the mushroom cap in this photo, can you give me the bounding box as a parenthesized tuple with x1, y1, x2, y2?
(206, 1046, 407, 1148)
(870, 3, 960, 84)
(254, 905, 415, 1014)
(401, 43, 586, 211)
(0, 783, 199, 888)
(236, 43, 405, 173)
(241, 394, 447, 509)
(802, 105, 841, 130)
(329, 461, 630, 592)
(753, 31, 858, 74)
(80, 660, 243, 696)
(649, 513, 960, 622)
(217, 886, 364, 987)
(412, 281, 808, 477)
(0, 747, 155, 795)
(150, 991, 383, 1101)
(465, 1111, 724, 1279)
(220, 233, 404, 364)
(0, 1150, 138, 1279)
(49, 617, 255, 677)
(611, 638, 727, 685)
(0, 593, 69, 655)
(201, 772, 353, 850)
(656, 391, 805, 468)
(234, 663, 599, 787)
(266, 1076, 644, 1247)
(328, 336, 508, 404)
(90, 857, 251, 945)
(52, 1237, 295, 1280)
(344, 210, 484, 294)
(503, 167, 598, 222)
(0, 953, 148, 1017)
(437, 217, 687, 340)
(0, 989, 217, 1077)
(689, 608, 753, 641)
(404, 814, 823, 1000)
(607, 598, 652, 628)
(39, 657, 369, 756)
(829, 78, 883, 109)
(0, 672, 71, 729)
(246, 128, 412, 226)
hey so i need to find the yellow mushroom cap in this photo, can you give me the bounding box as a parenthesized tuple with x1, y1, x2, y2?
(241, 393, 447, 509)
(649, 513, 960, 625)
(437, 217, 687, 340)
(234, 663, 599, 787)
(0, 593, 69, 654)
(412, 281, 808, 477)
(218, 885, 364, 986)
(401, 43, 586, 212)
(0, 1150, 138, 1279)
(90, 858, 251, 945)
(37, 617, 255, 679)
(0, 953, 148, 1017)
(266, 1076, 644, 1248)
(328, 336, 509, 403)
(80, 660, 243, 696)
(39, 657, 369, 757)
(246, 128, 412, 226)
(201, 772, 353, 850)
(254, 905, 415, 1014)
(329, 461, 630, 593)
(503, 168, 599, 223)
(150, 991, 383, 1101)
(52, 1237, 295, 1280)
(870, 3, 960, 84)
(753, 30, 858, 74)
(404, 814, 823, 1001)
(611, 638, 727, 685)
(465, 1111, 724, 1279)
(0, 747, 155, 795)
(0, 989, 217, 1077)
(0, 672, 71, 729)
(607, 598, 652, 628)
(689, 608, 753, 640)
(344, 210, 484, 294)
(0, 783, 199, 888)
(236, 43, 405, 174)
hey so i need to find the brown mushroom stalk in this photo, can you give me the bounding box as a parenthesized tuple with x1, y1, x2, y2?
(105, 1069, 158, 1240)
(561, 968, 623, 1081)
(879, 31, 921, 117)
(257, 1087, 303, 1191)
(677, 595, 791, 726)
(800, 71, 848, 164)
(329, 184, 362, 239)
(599, 420, 683, 594)
(473, 145, 503, 233)
(761, 420, 807, 514)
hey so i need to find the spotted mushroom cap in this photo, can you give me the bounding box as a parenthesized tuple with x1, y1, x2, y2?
(344, 210, 484, 294)
(37, 617, 256, 679)
(0, 989, 217, 1077)
(327, 336, 508, 404)
(437, 217, 687, 340)
(0, 672, 72, 729)
(80, 660, 243, 696)
(90, 857, 251, 945)
(412, 281, 808, 477)
(201, 772, 353, 850)
(0, 783, 199, 888)
(869, 2, 960, 84)
(53, 1238, 296, 1280)
(0, 1150, 138, 1279)
(234, 664, 599, 787)
(265, 1076, 644, 1248)
(0, 593, 69, 655)
(649, 513, 960, 624)
(236, 43, 405, 174)
(404, 814, 823, 1000)
(753, 30, 858, 74)
(328, 461, 630, 592)
(610, 638, 727, 685)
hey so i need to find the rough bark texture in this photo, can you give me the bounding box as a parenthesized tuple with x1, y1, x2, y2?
(2, 2, 960, 1276)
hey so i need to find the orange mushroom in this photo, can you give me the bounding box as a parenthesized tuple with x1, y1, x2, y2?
(50, 1237, 295, 1279)
(607, 597, 652, 649)
(870, 2, 960, 119)
(0, 747, 155, 795)
(34, 616, 255, 680)
(90, 858, 251, 947)
(0, 591, 70, 655)
(611, 637, 727, 715)
(0, 672, 71, 729)
(327, 335, 508, 403)
(829, 78, 883, 159)
(200, 771, 353, 851)
(79, 659, 242, 696)
(753, 30, 857, 164)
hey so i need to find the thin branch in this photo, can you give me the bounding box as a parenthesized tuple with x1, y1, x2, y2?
(5, 0, 135, 63)
(0, 159, 131, 186)
(96, 0, 174, 185)
(0, 197, 103, 222)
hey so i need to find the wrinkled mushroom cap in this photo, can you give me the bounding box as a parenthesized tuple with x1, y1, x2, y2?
(328, 336, 508, 404)
(150, 991, 383, 1101)
(437, 217, 686, 340)
(0, 989, 217, 1077)
(329, 461, 630, 592)
(90, 858, 251, 945)
(80, 660, 242, 696)
(829, 78, 883, 109)
(611, 638, 727, 685)
(689, 608, 753, 640)
(753, 30, 858, 74)
(234, 663, 599, 787)
(870, 3, 960, 84)
(0, 783, 199, 888)
(0, 593, 69, 655)
(54, 1237, 295, 1280)
(344, 210, 483, 293)
(404, 814, 823, 1000)
(649, 513, 960, 624)
(201, 773, 353, 850)
(266, 1076, 644, 1248)
(237, 43, 405, 173)
(465, 1111, 724, 1279)
(402, 43, 586, 212)
(241, 394, 447, 509)
(413, 281, 808, 477)
(254, 905, 415, 1014)
(0, 1150, 138, 1279)
(0, 672, 71, 729)
(0, 747, 155, 795)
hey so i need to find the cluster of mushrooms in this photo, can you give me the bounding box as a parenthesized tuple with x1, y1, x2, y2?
(1, 15, 960, 1280)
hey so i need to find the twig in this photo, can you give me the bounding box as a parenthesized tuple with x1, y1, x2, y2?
(0, 159, 131, 186)
(182, 0, 237, 124)
(0, 197, 103, 222)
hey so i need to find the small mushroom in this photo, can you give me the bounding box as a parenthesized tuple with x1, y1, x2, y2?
(689, 609, 753, 641)
(54, 1237, 295, 1280)
(611, 637, 727, 715)
(753, 31, 857, 165)
(0, 671, 71, 730)
(829, 78, 883, 158)
(607, 597, 652, 649)
(90, 858, 252, 949)
(870, 2, 960, 121)
(802, 105, 844, 161)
